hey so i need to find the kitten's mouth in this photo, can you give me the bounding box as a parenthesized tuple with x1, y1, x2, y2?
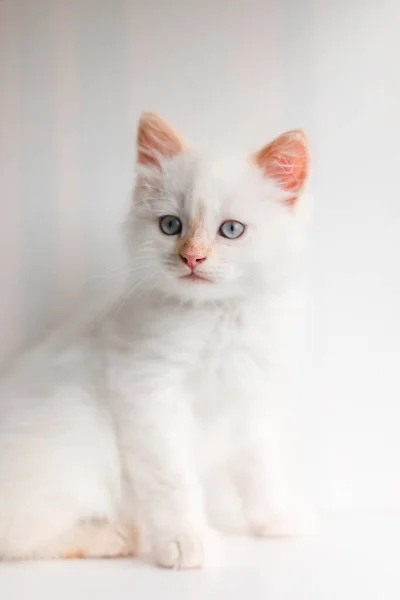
(181, 272, 211, 283)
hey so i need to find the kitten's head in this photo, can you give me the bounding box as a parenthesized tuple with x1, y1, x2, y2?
(124, 112, 310, 303)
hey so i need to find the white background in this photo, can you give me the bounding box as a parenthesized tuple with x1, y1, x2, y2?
(1, 0, 400, 514)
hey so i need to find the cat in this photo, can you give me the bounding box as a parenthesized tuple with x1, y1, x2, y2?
(0, 112, 311, 568)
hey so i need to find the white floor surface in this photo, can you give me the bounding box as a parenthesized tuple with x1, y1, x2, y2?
(1, 513, 399, 600)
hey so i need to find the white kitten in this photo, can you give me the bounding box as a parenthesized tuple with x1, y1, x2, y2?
(0, 113, 311, 568)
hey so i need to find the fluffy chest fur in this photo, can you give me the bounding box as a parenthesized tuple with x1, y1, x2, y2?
(106, 295, 271, 404)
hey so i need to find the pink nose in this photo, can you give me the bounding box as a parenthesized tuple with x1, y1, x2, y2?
(180, 252, 207, 270)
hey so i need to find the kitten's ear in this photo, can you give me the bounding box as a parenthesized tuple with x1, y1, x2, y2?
(252, 130, 309, 204)
(136, 112, 188, 169)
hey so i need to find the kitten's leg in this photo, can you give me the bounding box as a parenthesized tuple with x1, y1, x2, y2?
(232, 424, 309, 537)
(121, 388, 207, 569)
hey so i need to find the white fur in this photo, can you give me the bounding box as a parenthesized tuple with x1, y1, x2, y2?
(0, 147, 310, 567)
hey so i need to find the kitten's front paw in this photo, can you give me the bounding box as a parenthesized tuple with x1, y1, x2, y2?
(153, 529, 205, 569)
(248, 508, 316, 538)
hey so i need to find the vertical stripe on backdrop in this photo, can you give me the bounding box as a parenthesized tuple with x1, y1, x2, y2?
(77, 0, 131, 293)
(17, 0, 58, 346)
(53, 0, 84, 318)
(277, 0, 316, 132)
(232, 0, 287, 146)
(0, 1, 23, 365)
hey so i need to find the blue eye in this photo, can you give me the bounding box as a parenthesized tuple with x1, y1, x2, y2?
(219, 220, 245, 239)
(159, 215, 182, 236)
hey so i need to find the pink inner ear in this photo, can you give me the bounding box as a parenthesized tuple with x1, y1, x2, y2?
(253, 130, 309, 204)
(137, 113, 187, 168)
